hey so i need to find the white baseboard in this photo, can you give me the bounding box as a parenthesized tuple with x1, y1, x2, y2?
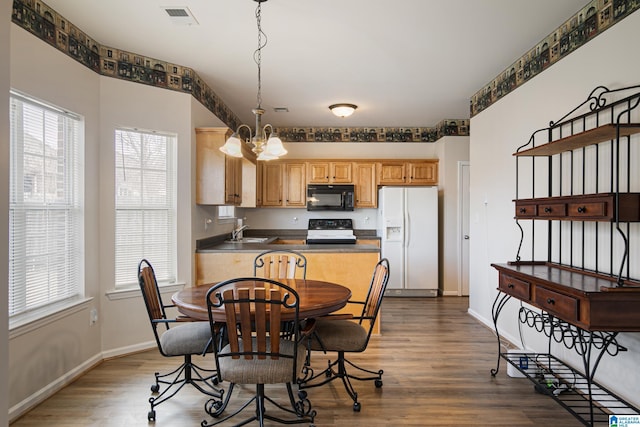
(467, 307, 521, 349)
(9, 353, 102, 422)
(9, 341, 157, 423)
(101, 340, 156, 360)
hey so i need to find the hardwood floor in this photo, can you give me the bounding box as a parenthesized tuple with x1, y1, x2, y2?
(11, 297, 582, 426)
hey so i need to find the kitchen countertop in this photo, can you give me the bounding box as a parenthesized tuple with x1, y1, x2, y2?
(196, 229, 380, 253)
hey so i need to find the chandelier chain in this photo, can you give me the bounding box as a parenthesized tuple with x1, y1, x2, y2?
(254, 2, 268, 109)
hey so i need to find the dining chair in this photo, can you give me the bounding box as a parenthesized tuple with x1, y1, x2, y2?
(253, 249, 307, 279)
(201, 277, 316, 427)
(298, 258, 390, 411)
(137, 259, 221, 422)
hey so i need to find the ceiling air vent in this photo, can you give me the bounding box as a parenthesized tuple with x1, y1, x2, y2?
(163, 7, 199, 25)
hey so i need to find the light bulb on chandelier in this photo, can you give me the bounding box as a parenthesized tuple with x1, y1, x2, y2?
(219, 0, 287, 161)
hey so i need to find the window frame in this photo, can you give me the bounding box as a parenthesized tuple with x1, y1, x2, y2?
(114, 128, 177, 290)
(8, 90, 85, 322)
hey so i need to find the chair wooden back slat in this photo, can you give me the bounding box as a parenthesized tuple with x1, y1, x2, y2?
(139, 261, 164, 322)
(269, 289, 282, 358)
(223, 289, 241, 358)
(254, 288, 267, 359)
(208, 278, 300, 367)
(254, 250, 307, 280)
(359, 258, 390, 327)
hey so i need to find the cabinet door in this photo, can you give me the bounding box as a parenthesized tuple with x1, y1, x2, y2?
(331, 162, 353, 183)
(285, 163, 307, 207)
(224, 156, 242, 205)
(195, 127, 233, 205)
(408, 161, 438, 185)
(354, 162, 377, 207)
(261, 163, 283, 206)
(378, 162, 406, 184)
(307, 162, 330, 183)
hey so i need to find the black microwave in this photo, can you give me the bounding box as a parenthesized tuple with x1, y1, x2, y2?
(306, 184, 355, 211)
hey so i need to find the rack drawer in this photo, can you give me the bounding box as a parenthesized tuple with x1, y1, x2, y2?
(498, 273, 531, 301)
(538, 203, 567, 217)
(535, 286, 579, 322)
(568, 201, 607, 219)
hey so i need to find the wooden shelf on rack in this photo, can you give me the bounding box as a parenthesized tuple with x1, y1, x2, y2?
(492, 262, 640, 332)
(514, 193, 640, 222)
(514, 123, 640, 156)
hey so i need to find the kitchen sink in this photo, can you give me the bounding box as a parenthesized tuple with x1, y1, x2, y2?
(224, 237, 275, 244)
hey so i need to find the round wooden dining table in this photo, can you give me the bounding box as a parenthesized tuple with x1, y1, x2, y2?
(171, 278, 352, 321)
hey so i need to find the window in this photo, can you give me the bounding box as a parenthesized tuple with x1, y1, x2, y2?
(9, 91, 84, 318)
(114, 129, 176, 288)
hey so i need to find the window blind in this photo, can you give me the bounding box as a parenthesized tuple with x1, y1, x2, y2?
(9, 92, 84, 317)
(114, 129, 176, 288)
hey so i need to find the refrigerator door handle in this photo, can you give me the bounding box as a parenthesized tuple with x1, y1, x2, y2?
(405, 212, 410, 247)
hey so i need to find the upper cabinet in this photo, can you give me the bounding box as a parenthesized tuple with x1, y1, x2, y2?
(307, 161, 353, 184)
(256, 159, 438, 208)
(378, 160, 438, 185)
(259, 161, 307, 208)
(195, 127, 243, 206)
(353, 162, 377, 208)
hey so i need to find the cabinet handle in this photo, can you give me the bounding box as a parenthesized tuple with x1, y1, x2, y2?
(546, 298, 555, 305)
(577, 206, 586, 213)
(544, 207, 552, 213)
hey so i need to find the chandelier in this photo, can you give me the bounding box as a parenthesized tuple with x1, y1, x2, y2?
(219, 0, 287, 161)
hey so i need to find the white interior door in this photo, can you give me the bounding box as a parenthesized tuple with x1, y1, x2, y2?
(459, 162, 470, 296)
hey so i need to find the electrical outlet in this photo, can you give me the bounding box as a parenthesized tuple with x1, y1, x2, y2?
(90, 308, 98, 325)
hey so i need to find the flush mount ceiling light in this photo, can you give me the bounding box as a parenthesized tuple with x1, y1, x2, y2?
(329, 103, 358, 118)
(219, 0, 286, 161)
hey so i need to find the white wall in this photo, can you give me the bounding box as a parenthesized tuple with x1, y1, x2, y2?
(6, 23, 227, 418)
(1, 0, 11, 425)
(468, 10, 640, 407)
(8, 25, 102, 416)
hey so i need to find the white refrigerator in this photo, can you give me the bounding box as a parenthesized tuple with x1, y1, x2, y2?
(378, 186, 438, 296)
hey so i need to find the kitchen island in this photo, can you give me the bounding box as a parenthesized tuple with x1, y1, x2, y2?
(195, 231, 381, 331)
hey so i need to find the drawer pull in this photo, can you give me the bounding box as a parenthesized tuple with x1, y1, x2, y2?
(577, 206, 586, 213)
(507, 283, 514, 289)
(546, 298, 555, 305)
(519, 208, 526, 214)
(544, 207, 552, 213)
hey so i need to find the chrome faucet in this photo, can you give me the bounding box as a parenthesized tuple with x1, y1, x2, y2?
(231, 225, 249, 241)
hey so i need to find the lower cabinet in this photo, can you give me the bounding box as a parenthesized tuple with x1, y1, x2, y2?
(195, 250, 381, 332)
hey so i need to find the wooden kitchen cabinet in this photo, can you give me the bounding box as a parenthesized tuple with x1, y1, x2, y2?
(196, 250, 381, 333)
(284, 162, 307, 207)
(377, 160, 438, 185)
(353, 162, 377, 207)
(260, 162, 283, 206)
(195, 127, 242, 205)
(307, 161, 352, 184)
(259, 161, 306, 207)
(407, 161, 438, 184)
(377, 161, 406, 184)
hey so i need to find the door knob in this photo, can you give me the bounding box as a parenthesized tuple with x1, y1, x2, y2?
(464, 235, 470, 240)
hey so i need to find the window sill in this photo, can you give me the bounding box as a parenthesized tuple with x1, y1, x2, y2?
(105, 282, 185, 301)
(9, 297, 94, 339)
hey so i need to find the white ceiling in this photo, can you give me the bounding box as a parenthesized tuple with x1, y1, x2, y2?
(42, 0, 588, 128)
